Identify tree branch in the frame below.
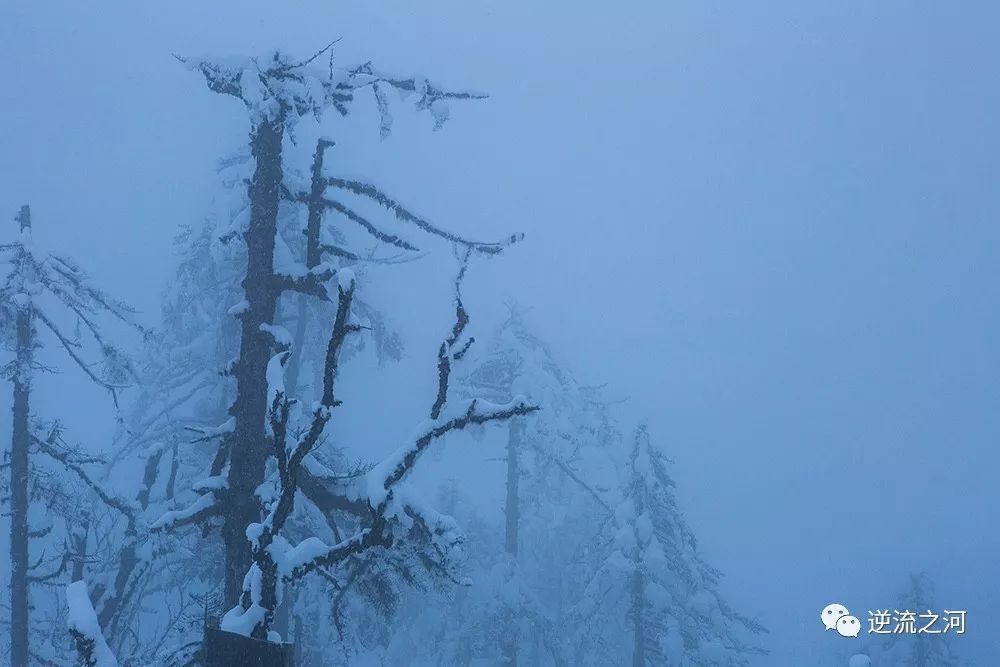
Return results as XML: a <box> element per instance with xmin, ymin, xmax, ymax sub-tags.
<box><xmin>327</xmin><ymin>178</ymin><xmax>522</xmax><ymax>254</ymax></box>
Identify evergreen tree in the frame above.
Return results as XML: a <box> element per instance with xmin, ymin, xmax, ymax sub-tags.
<box><xmin>873</xmin><ymin>572</ymin><xmax>964</xmax><ymax>667</ymax></box>
<box><xmin>434</xmin><ymin>309</ymin><xmax>618</xmax><ymax>665</ymax></box>
<box><xmin>573</xmin><ymin>425</ymin><xmax>767</xmax><ymax>666</ymax></box>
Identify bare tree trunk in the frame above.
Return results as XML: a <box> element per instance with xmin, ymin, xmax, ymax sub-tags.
<box><xmin>222</xmin><ymin>117</ymin><xmax>286</xmax><ymax>606</ymax></box>
<box><xmin>631</xmin><ymin>570</ymin><xmax>645</xmax><ymax>667</ymax></box>
<box><xmin>9</xmin><ymin>205</ymin><xmax>33</xmax><ymax>667</ymax></box>
<box><xmin>284</xmin><ymin>139</ymin><xmax>330</xmax><ymax>397</ymax></box>
<box><xmin>501</xmin><ymin>419</ymin><xmax>522</xmax><ymax>666</ymax></box>
<box><xmin>274</xmin><ymin>140</ymin><xmax>333</xmax><ymax>641</ymax></box>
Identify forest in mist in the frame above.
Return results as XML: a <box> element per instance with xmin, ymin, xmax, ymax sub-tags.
<box><xmin>2</xmin><ymin>2</ymin><xmax>999</xmax><ymax>666</ymax></box>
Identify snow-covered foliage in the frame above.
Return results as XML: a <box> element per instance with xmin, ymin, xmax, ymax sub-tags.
<box><xmin>348</xmin><ymin>314</ymin><xmax>622</xmax><ymax>665</ymax></box>
<box><xmin>0</xmin><ymin>38</ymin><xmax>785</xmax><ymax>667</ymax></box>
<box><xmin>1</xmin><ymin>206</ymin><xmax>148</xmax><ymax>666</ymax></box>
<box><xmin>572</xmin><ymin>425</ymin><xmax>767</xmax><ymax>666</ymax></box>
<box><xmin>180</xmin><ymin>46</ymin><xmax>487</xmax><ymax>132</ymax></box>
<box><xmin>0</xmin><ymin>206</ymin><xmax>143</xmax><ymax>398</ymax></box>
<box><xmin>66</xmin><ymin>580</ymin><xmax>119</xmax><ymax>667</ymax></box>
<box><xmin>215</xmin><ymin>254</ymin><xmax>536</xmax><ymax>643</ymax></box>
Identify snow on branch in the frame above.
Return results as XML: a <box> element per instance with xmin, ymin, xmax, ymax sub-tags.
<box><xmin>289</xmin><ymin>138</ymin><xmax>526</xmax><ymax>261</ymax></box>
<box><xmin>317</xmin><ymin>196</ymin><xmax>421</xmax><ymax>252</ymax></box>
<box><xmin>2</xmin><ymin>206</ymin><xmax>143</xmax><ymax>413</ymax></box>
<box><xmin>273</xmin><ymin>257</ymin><xmax>538</xmax><ymax>583</ymax></box>
<box><xmin>326</xmin><ymin>178</ymin><xmax>523</xmax><ymax>255</ymax></box>
<box><xmin>184</xmin><ymin>417</ymin><xmax>235</xmax><ymax>445</ymax></box>
<box><xmin>432</xmin><ymin>249</ymin><xmax>473</xmax><ymax>419</ymax></box>
<box><xmin>178</xmin><ymin>44</ymin><xmax>487</xmax><ymax>132</ymax></box>
<box><xmin>221</xmin><ymin>275</ymin><xmax>358</xmax><ymax>639</ymax></box>
<box><xmin>222</xmin><ymin>254</ymin><xmax>538</xmax><ymax>640</ymax></box>
<box><xmin>149</xmin><ymin>491</ymin><xmax>222</xmax><ymax>532</ymax></box>
<box><xmin>33</xmin><ymin>308</ymin><xmax>129</xmax><ymax>407</ymax></box>
<box><xmin>66</xmin><ymin>580</ymin><xmax>119</xmax><ymax>667</ymax></box>
<box><xmin>340</xmin><ymin>61</ymin><xmax>487</xmax><ymax>132</ymax></box>
<box><xmin>275</xmin><ymin>394</ymin><xmax>536</xmax><ymax>588</ymax></box>
<box><xmin>273</xmin><ymin>267</ymin><xmax>337</xmax><ymax>299</ymax></box>
<box><xmin>177</xmin><ymin>50</ymin><xmax>352</xmax><ymax>122</ymax></box>
<box><xmin>33</xmin><ymin>430</ymin><xmax>138</xmax><ymax>523</ymax></box>
<box><xmin>44</xmin><ymin>254</ymin><xmax>145</xmax><ymax>332</ymax></box>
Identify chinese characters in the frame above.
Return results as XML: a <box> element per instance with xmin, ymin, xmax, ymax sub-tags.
<box><xmin>868</xmin><ymin>609</ymin><xmax>966</xmax><ymax>635</ymax></box>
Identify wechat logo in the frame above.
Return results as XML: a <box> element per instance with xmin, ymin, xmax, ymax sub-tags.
<box><xmin>822</xmin><ymin>603</ymin><xmax>861</xmax><ymax>638</ymax></box>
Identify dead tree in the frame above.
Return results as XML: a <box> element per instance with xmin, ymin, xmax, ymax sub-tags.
<box><xmin>157</xmin><ymin>46</ymin><xmax>522</xmax><ymax>609</ymax></box>
<box><xmin>214</xmin><ymin>254</ymin><xmax>536</xmax><ymax>646</ymax></box>
<box><xmin>1</xmin><ymin>206</ymin><xmax>142</xmax><ymax>666</ymax></box>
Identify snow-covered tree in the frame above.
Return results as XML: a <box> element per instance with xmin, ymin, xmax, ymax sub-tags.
<box><xmin>384</xmin><ymin>309</ymin><xmax>621</xmax><ymax>666</ymax></box>
<box><xmin>99</xmin><ymin>46</ymin><xmax>538</xmax><ymax>665</ymax></box>
<box><xmin>872</xmin><ymin>572</ymin><xmax>964</xmax><ymax>667</ymax></box>
<box><xmin>141</xmin><ymin>46</ymin><xmax>522</xmax><ymax>615</ymax></box>
<box><xmin>478</xmin><ymin>311</ymin><xmax>618</xmax><ymax>664</ymax></box>
<box><xmin>573</xmin><ymin>425</ymin><xmax>767</xmax><ymax>666</ymax></box>
<box><xmin>208</xmin><ymin>250</ymin><xmax>536</xmax><ymax>648</ymax></box>
<box><xmin>1</xmin><ymin>205</ymin><xmax>142</xmax><ymax>666</ymax></box>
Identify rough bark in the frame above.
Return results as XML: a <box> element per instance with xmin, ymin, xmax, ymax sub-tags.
<box><xmin>9</xmin><ymin>205</ymin><xmax>33</xmax><ymax>667</ymax></box>
<box><xmin>222</xmin><ymin>117</ymin><xmax>286</xmax><ymax>606</ymax></box>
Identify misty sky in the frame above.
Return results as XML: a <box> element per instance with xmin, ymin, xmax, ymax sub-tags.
<box><xmin>3</xmin><ymin>1</ymin><xmax>999</xmax><ymax>664</ymax></box>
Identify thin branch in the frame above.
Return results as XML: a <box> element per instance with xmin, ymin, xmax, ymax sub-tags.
<box><xmin>431</xmin><ymin>249</ymin><xmax>472</xmax><ymax>420</ymax></box>
<box><xmin>34</xmin><ymin>435</ymin><xmax>136</xmax><ymax>522</ymax></box>
<box><xmin>528</xmin><ymin>442</ymin><xmax>611</xmax><ymax>513</ymax></box>
<box><xmin>319</xmin><ymin>197</ymin><xmax>420</xmax><ymax>252</ymax></box>
<box><xmin>327</xmin><ymin>178</ymin><xmax>522</xmax><ymax>254</ymax></box>
<box><xmin>319</xmin><ymin>243</ymin><xmax>426</xmax><ymax>265</ymax></box>
<box><xmin>275</xmin><ymin>38</ymin><xmax>343</xmax><ymax>71</ymax></box>
<box><xmin>34</xmin><ymin>308</ymin><xmax>127</xmax><ymax>407</ymax></box>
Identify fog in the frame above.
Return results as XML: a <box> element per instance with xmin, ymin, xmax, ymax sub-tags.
<box><xmin>2</xmin><ymin>2</ymin><xmax>998</xmax><ymax>665</ymax></box>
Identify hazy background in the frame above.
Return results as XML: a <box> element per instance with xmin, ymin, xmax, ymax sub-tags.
<box><xmin>3</xmin><ymin>1</ymin><xmax>999</xmax><ymax>664</ymax></box>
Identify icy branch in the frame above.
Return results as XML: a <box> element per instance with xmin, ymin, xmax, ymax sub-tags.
<box><xmin>327</xmin><ymin>178</ymin><xmax>523</xmax><ymax>254</ymax></box>
<box><xmin>317</xmin><ymin>196</ymin><xmax>421</xmax><ymax>252</ymax></box>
